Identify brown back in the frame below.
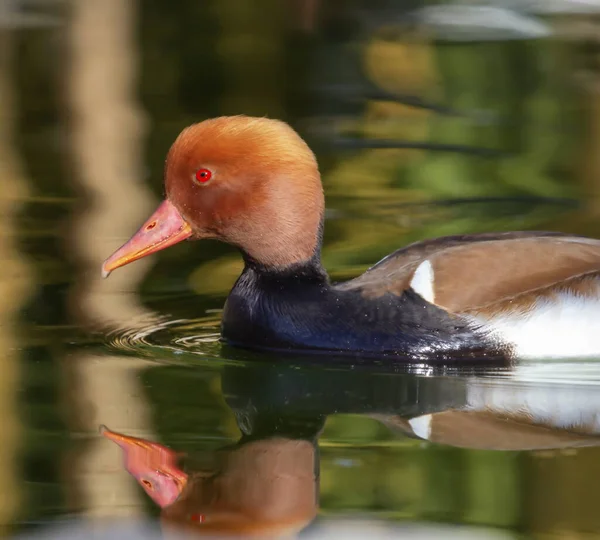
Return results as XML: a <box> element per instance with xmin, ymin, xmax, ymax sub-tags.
<box><xmin>338</xmin><ymin>232</ymin><xmax>600</xmax><ymax>313</ymax></box>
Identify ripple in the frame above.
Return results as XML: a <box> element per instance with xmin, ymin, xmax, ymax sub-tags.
<box><xmin>172</xmin><ymin>332</ymin><xmax>222</xmax><ymax>348</ymax></box>
<box><xmin>107</xmin><ymin>311</ymin><xmax>222</xmax><ymax>359</ymax></box>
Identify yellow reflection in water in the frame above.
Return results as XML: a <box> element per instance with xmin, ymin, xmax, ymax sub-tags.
<box><xmin>0</xmin><ymin>29</ymin><xmax>33</xmax><ymax>533</ymax></box>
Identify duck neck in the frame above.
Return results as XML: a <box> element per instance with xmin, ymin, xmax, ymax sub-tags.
<box><xmin>240</xmin><ymin>214</ymin><xmax>328</xmax><ymax>285</ymax></box>
<box><xmin>243</xmin><ymin>248</ymin><xmax>328</xmax><ymax>286</ymax></box>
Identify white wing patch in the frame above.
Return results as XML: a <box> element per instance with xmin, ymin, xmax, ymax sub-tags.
<box><xmin>469</xmin><ymin>286</ymin><xmax>600</xmax><ymax>360</ymax></box>
<box><xmin>408</xmin><ymin>415</ymin><xmax>432</xmax><ymax>440</ymax></box>
<box><xmin>410</xmin><ymin>259</ymin><xmax>435</xmax><ymax>304</ymax></box>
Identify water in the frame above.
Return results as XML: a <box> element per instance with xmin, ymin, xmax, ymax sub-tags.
<box><xmin>5</xmin><ymin>0</ymin><xmax>600</xmax><ymax>538</ymax></box>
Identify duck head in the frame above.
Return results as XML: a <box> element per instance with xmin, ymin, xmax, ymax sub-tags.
<box><xmin>100</xmin><ymin>425</ymin><xmax>188</xmax><ymax>507</ymax></box>
<box><xmin>103</xmin><ymin>423</ymin><xmax>318</xmax><ymax>538</ymax></box>
<box><xmin>102</xmin><ymin>116</ymin><xmax>325</xmax><ymax>275</ymax></box>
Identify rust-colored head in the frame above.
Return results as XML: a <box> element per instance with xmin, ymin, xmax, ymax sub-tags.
<box><xmin>101</xmin><ymin>425</ymin><xmax>188</xmax><ymax>508</ymax></box>
<box><xmin>103</xmin><ymin>424</ymin><xmax>318</xmax><ymax>538</ymax></box>
<box><xmin>161</xmin><ymin>437</ymin><xmax>318</xmax><ymax>538</ymax></box>
<box><xmin>102</xmin><ymin>116</ymin><xmax>324</xmax><ymax>276</ymax></box>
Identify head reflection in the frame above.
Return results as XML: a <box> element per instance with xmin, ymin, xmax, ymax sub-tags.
<box><xmin>100</xmin><ymin>426</ymin><xmax>187</xmax><ymax>508</ymax></box>
<box><xmin>102</xmin><ymin>412</ymin><xmax>321</xmax><ymax>537</ymax></box>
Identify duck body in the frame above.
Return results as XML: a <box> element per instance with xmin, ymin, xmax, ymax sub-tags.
<box><xmin>222</xmin><ymin>230</ymin><xmax>600</xmax><ymax>361</ymax></box>
<box><xmin>101</xmin><ymin>116</ymin><xmax>600</xmax><ymax>362</ymax></box>
<box><xmin>222</xmin><ymin>257</ymin><xmax>502</xmax><ymax>361</ymax></box>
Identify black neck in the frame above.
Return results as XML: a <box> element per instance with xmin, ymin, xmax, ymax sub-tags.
<box><xmin>242</xmin><ymin>250</ymin><xmax>329</xmax><ymax>287</ymax></box>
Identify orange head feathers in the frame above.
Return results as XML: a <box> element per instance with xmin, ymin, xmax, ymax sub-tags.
<box><xmin>102</xmin><ymin>116</ymin><xmax>325</xmax><ymax>276</ymax></box>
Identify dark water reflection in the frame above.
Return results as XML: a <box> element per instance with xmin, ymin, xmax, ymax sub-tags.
<box><xmin>6</xmin><ymin>0</ymin><xmax>600</xmax><ymax>538</ymax></box>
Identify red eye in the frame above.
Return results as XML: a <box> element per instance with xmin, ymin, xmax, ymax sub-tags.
<box><xmin>195</xmin><ymin>168</ymin><xmax>212</xmax><ymax>183</ymax></box>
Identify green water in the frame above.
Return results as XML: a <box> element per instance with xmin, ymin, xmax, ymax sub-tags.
<box><xmin>6</xmin><ymin>1</ymin><xmax>600</xmax><ymax>538</ymax></box>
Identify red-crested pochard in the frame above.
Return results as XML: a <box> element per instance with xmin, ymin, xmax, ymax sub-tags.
<box><xmin>102</xmin><ymin>116</ymin><xmax>600</xmax><ymax>362</ymax></box>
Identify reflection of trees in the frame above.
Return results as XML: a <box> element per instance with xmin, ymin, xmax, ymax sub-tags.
<box><xmin>67</xmin><ymin>0</ymin><xmax>155</xmax><ymax>327</ymax></box>
<box><xmin>65</xmin><ymin>0</ymin><xmax>157</xmax><ymax>519</ymax></box>
<box><xmin>525</xmin><ymin>447</ymin><xmax>600</xmax><ymax>534</ymax></box>
<box><xmin>578</xmin><ymin>74</ymin><xmax>600</xmax><ymax>217</ymax></box>
<box><xmin>0</xmin><ymin>29</ymin><xmax>33</xmax><ymax>534</ymax></box>
<box><xmin>215</xmin><ymin>0</ymin><xmax>285</xmax><ymax>117</ymax></box>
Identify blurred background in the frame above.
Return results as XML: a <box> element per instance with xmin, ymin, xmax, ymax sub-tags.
<box><xmin>4</xmin><ymin>0</ymin><xmax>600</xmax><ymax>538</ymax></box>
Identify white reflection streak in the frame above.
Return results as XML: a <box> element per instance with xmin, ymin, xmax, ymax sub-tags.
<box><xmin>66</xmin><ymin>0</ymin><xmax>158</xmax><ymax>520</ymax></box>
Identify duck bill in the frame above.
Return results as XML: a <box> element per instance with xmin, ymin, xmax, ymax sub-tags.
<box><xmin>102</xmin><ymin>199</ymin><xmax>192</xmax><ymax>277</ymax></box>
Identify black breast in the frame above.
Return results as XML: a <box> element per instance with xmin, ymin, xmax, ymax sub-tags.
<box><xmin>221</xmin><ymin>264</ymin><xmax>509</xmax><ymax>363</ymax></box>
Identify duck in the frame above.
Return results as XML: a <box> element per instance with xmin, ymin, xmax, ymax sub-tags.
<box><xmin>102</xmin><ymin>115</ymin><xmax>600</xmax><ymax>362</ymax></box>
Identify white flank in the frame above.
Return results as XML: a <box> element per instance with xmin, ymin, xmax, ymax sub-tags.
<box><xmin>409</xmin><ymin>260</ymin><xmax>435</xmax><ymax>303</ymax></box>
<box><xmin>408</xmin><ymin>415</ymin><xmax>432</xmax><ymax>440</ymax></box>
<box><xmin>466</xmin><ymin>379</ymin><xmax>600</xmax><ymax>434</ymax></box>
<box><xmin>470</xmin><ymin>289</ymin><xmax>600</xmax><ymax>360</ymax></box>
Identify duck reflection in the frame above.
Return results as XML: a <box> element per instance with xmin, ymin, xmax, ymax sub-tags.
<box><xmin>103</xmin><ymin>361</ymin><xmax>600</xmax><ymax>537</ymax></box>
<box><xmin>390</xmin><ymin>376</ymin><xmax>600</xmax><ymax>451</ymax></box>
<box><xmin>222</xmin><ymin>362</ymin><xmax>600</xmax><ymax>451</ymax></box>
<box><xmin>102</xmin><ymin>407</ymin><xmax>322</xmax><ymax>537</ymax></box>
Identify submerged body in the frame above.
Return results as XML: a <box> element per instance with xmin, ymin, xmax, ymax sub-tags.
<box><xmin>102</xmin><ymin>116</ymin><xmax>600</xmax><ymax>362</ymax></box>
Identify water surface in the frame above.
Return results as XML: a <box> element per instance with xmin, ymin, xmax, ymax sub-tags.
<box><xmin>5</xmin><ymin>1</ymin><xmax>600</xmax><ymax>538</ymax></box>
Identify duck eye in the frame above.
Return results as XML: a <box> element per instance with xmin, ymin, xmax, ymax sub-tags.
<box><xmin>194</xmin><ymin>168</ymin><xmax>212</xmax><ymax>184</ymax></box>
